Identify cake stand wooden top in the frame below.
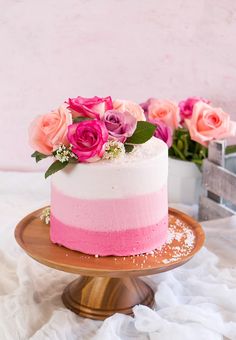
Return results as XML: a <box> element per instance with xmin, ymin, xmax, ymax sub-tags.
<box><xmin>15</xmin><ymin>208</ymin><xmax>205</xmax><ymax>277</ymax></box>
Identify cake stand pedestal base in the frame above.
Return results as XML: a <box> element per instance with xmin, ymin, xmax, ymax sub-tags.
<box><xmin>15</xmin><ymin>208</ymin><xmax>205</xmax><ymax>321</ymax></box>
<box><xmin>62</xmin><ymin>276</ymin><xmax>154</xmax><ymax>320</ymax></box>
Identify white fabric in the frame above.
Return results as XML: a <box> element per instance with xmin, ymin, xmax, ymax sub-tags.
<box><xmin>0</xmin><ymin>171</ymin><xmax>236</xmax><ymax>340</ymax></box>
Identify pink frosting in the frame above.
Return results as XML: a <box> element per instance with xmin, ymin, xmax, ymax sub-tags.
<box><xmin>51</xmin><ymin>185</ymin><xmax>168</xmax><ymax>231</ymax></box>
<box><xmin>50</xmin><ymin>214</ymin><xmax>168</xmax><ymax>256</ymax></box>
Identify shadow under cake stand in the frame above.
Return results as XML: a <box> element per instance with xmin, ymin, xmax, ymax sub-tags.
<box><xmin>15</xmin><ymin>208</ymin><xmax>205</xmax><ymax>320</ymax></box>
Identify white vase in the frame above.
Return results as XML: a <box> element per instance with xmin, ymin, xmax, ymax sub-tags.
<box><xmin>168</xmin><ymin>157</ymin><xmax>202</xmax><ymax>205</ymax></box>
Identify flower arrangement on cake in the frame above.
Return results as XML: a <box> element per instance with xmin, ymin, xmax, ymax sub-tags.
<box><xmin>29</xmin><ymin>96</ymin><xmax>156</xmax><ymax>178</ymax></box>
<box><xmin>141</xmin><ymin>97</ymin><xmax>236</xmax><ymax>166</ymax></box>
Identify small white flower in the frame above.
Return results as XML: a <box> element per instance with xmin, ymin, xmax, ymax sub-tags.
<box><xmin>54</xmin><ymin>144</ymin><xmax>77</xmax><ymax>163</ymax></box>
<box><xmin>40</xmin><ymin>207</ymin><xmax>51</xmax><ymax>225</ymax></box>
<box><xmin>103</xmin><ymin>140</ymin><xmax>125</xmax><ymax>160</ymax></box>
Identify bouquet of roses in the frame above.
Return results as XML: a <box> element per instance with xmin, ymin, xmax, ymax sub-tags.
<box><xmin>29</xmin><ymin>95</ymin><xmax>236</xmax><ymax>178</ymax></box>
<box><xmin>141</xmin><ymin>97</ymin><xmax>236</xmax><ymax>166</ymax></box>
<box><xmin>29</xmin><ymin>96</ymin><xmax>156</xmax><ymax>178</ymax></box>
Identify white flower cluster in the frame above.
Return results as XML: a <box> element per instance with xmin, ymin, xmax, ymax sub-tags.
<box><xmin>103</xmin><ymin>140</ymin><xmax>125</xmax><ymax>160</ymax></box>
<box><xmin>55</xmin><ymin>144</ymin><xmax>76</xmax><ymax>163</ymax></box>
<box><xmin>40</xmin><ymin>207</ymin><xmax>51</xmax><ymax>225</ymax></box>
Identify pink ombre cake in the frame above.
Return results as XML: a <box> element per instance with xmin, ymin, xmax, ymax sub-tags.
<box><xmin>50</xmin><ymin>137</ymin><xmax>168</xmax><ymax>256</ymax></box>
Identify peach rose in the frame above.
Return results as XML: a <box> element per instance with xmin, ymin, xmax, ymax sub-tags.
<box><xmin>185</xmin><ymin>102</ymin><xmax>236</xmax><ymax>146</ymax></box>
<box><xmin>29</xmin><ymin>104</ymin><xmax>72</xmax><ymax>155</ymax></box>
<box><xmin>147</xmin><ymin>99</ymin><xmax>180</xmax><ymax>129</ymax></box>
<box><xmin>113</xmin><ymin>99</ymin><xmax>146</xmax><ymax>121</ymax></box>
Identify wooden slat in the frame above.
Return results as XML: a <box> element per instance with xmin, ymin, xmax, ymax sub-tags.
<box><xmin>207</xmin><ymin>140</ymin><xmax>226</xmax><ymax>203</ymax></box>
<box><xmin>208</xmin><ymin>140</ymin><xmax>225</xmax><ymax>166</ymax></box>
<box><xmin>199</xmin><ymin>140</ymin><xmax>236</xmax><ymax>220</ymax></box>
<box><xmin>199</xmin><ymin>195</ymin><xmax>235</xmax><ymax>221</ymax></box>
<box><xmin>202</xmin><ymin>159</ymin><xmax>236</xmax><ymax>205</ymax></box>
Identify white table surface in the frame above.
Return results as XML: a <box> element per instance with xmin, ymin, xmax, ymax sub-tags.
<box><xmin>0</xmin><ymin>171</ymin><xmax>235</xmax><ymax>340</ymax></box>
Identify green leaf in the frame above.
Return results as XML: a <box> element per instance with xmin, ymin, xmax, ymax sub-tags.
<box><xmin>45</xmin><ymin>160</ymin><xmax>69</xmax><ymax>179</ymax></box>
<box><xmin>168</xmin><ymin>127</ymin><xmax>208</xmax><ymax>168</ymax></box>
<box><xmin>31</xmin><ymin>151</ymin><xmax>49</xmax><ymax>163</ymax></box>
<box><xmin>126</xmin><ymin>121</ymin><xmax>156</xmax><ymax>144</ymax></box>
<box><xmin>68</xmin><ymin>157</ymin><xmax>78</xmax><ymax>164</ymax></box>
<box><xmin>73</xmin><ymin>116</ymin><xmax>92</xmax><ymax>123</ymax></box>
<box><xmin>124</xmin><ymin>144</ymin><xmax>134</xmax><ymax>153</ymax></box>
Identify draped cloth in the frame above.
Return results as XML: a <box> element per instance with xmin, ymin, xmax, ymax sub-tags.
<box><xmin>0</xmin><ymin>171</ymin><xmax>235</xmax><ymax>340</ymax></box>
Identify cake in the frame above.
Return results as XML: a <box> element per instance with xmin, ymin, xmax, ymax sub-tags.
<box><xmin>50</xmin><ymin>138</ymin><xmax>168</xmax><ymax>256</ymax></box>
<box><xmin>29</xmin><ymin>95</ymin><xmax>170</xmax><ymax>256</ymax></box>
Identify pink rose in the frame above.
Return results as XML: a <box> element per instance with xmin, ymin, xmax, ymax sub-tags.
<box><xmin>67</xmin><ymin>120</ymin><xmax>108</xmax><ymax>162</ymax></box>
<box><xmin>147</xmin><ymin>99</ymin><xmax>180</xmax><ymax>130</ymax></box>
<box><xmin>185</xmin><ymin>102</ymin><xmax>236</xmax><ymax>147</ymax></box>
<box><xmin>179</xmin><ymin>97</ymin><xmax>210</xmax><ymax>122</ymax></box>
<box><xmin>113</xmin><ymin>99</ymin><xmax>146</xmax><ymax>121</ymax></box>
<box><xmin>140</xmin><ymin>98</ymin><xmax>155</xmax><ymax>118</ymax></box>
<box><xmin>67</xmin><ymin>96</ymin><xmax>113</xmax><ymax>119</ymax></box>
<box><xmin>149</xmin><ymin>119</ymin><xmax>173</xmax><ymax>148</ymax></box>
<box><xmin>29</xmin><ymin>104</ymin><xmax>72</xmax><ymax>155</ymax></box>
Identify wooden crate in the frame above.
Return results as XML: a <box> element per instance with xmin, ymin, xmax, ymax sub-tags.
<box><xmin>199</xmin><ymin>140</ymin><xmax>236</xmax><ymax>221</ymax></box>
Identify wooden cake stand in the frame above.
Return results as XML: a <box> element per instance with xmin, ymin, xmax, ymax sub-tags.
<box><xmin>15</xmin><ymin>208</ymin><xmax>205</xmax><ymax>320</ymax></box>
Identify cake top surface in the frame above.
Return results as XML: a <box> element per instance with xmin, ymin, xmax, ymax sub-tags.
<box><xmin>86</xmin><ymin>137</ymin><xmax>167</xmax><ymax>167</ymax></box>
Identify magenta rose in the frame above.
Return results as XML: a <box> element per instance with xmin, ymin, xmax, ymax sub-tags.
<box><xmin>179</xmin><ymin>97</ymin><xmax>210</xmax><ymax>123</ymax></box>
<box><xmin>149</xmin><ymin>119</ymin><xmax>173</xmax><ymax>148</ymax></box>
<box><xmin>67</xmin><ymin>120</ymin><xmax>108</xmax><ymax>162</ymax></box>
<box><xmin>103</xmin><ymin>110</ymin><xmax>137</xmax><ymax>142</ymax></box>
<box><xmin>67</xmin><ymin>96</ymin><xmax>113</xmax><ymax>119</ymax></box>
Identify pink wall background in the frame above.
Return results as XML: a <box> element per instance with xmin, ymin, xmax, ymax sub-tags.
<box><xmin>0</xmin><ymin>0</ymin><xmax>236</xmax><ymax>170</ymax></box>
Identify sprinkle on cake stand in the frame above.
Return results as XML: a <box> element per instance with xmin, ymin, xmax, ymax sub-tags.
<box><xmin>15</xmin><ymin>208</ymin><xmax>205</xmax><ymax>321</ymax></box>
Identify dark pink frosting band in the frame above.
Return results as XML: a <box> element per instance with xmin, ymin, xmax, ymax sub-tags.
<box><xmin>50</xmin><ymin>214</ymin><xmax>168</xmax><ymax>256</ymax></box>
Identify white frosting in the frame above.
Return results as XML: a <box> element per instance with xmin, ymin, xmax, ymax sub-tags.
<box><xmin>51</xmin><ymin>138</ymin><xmax>168</xmax><ymax>199</ymax></box>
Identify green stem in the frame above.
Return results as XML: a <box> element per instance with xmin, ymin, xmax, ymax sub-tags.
<box><xmin>194</xmin><ymin>142</ymin><xmax>200</xmax><ymax>155</ymax></box>
<box><xmin>172</xmin><ymin>144</ymin><xmax>186</xmax><ymax>161</ymax></box>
